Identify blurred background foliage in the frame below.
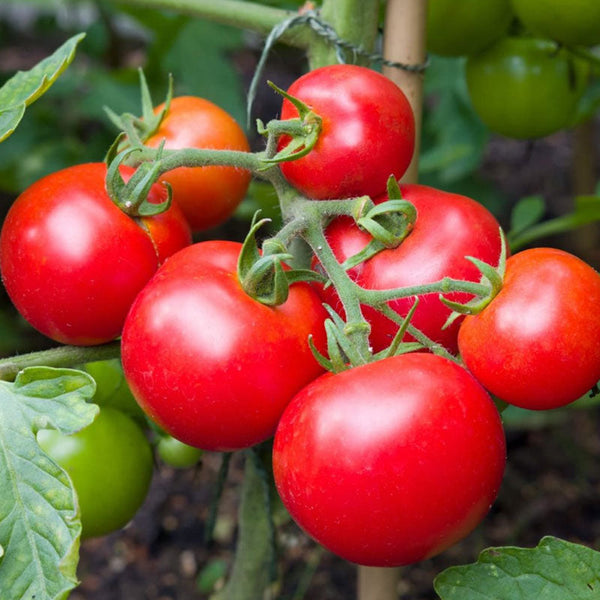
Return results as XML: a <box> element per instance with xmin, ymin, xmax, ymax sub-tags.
<box><xmin>0</xmin><ymin>0</ymin><xmax>598</xmax><ymax>358</ymax></box>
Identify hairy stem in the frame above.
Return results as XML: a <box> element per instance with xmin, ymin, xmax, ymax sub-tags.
<box><xmin>0</xmin><ymin>342</ymin><xmax>121</xmax><ymax>381</ymax></box>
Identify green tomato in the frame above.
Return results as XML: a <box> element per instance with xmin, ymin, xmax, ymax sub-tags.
<box><xmin>37</xmin><ymin>407</ymin><xmax>154</xmax><ymax>539</ymax></box>
<box><xmin>426</xmin><ymin>0</ymin><xmax>514</xmax><ymax>57</ymax></box>
<box><xmin>157</xmin><ymin>435</ymin><xmax>203</xmax><ymax>469</ymax></box>
<box><xmin>510</xmin><ymin>0</ymin><xmax>600</xmax><ymax>47</ymax></box>
<box><xmin>466</xmin><ymin>37</ymin><xmax>589</xmax><ymax>139</ymax></box>
<box><xmin>83</xmin><ymin>359</ymin><xmax>145</xmax><ymax>420</ymax></box>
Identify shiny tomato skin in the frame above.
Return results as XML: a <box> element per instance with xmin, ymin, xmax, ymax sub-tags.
<box><xmin>146</xmin><ymin>96</ymin><xmax>252</xmax><ymax>232</ymax></box>
<box><xmin>37</xmin><ymin>407</ymin><xmax>154</xmax><ymax>539</ymax></box>
<box><xmin>273</xmin><ymin>353</ymin><xmax>506</xmax><ymax>567</ymax></box>
<box><xmin>458</xmin><ymin>247</ymin><xmax>600</xmax><ymax>410</ymax></box>
<box><xmin>316</xmin><ymin>184</ymin><xmax>505</xmax><ymax>354</ymax></box>
<box><xmin>466</xmin><ymin>37</ymin><xmax>589</xmax><ymax>139</ymax></box>
<box><xmin>121</xmin><ymin>240</ymin><xmax>328</xmax><ymax>452</ymax></box>
<box><xmin>0</xmin><ymin>163</ymin><xmax>191</xmax><ymax>346</ymax></box>
<box><xmin>278</xmin><ymin>64</ymin><xmax>415</xmax><ymax>200</ymax></box>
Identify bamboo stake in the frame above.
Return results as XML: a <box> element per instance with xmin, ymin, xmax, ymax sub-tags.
<box><xmin>356</xmin><ymin>3</ymin><xmax>428</xmax><ymax>599</ymax></box>
<box><xmin>382</xmin><ymin>0</ymin><xmax>428</xmax><ymax>184</ymax></box>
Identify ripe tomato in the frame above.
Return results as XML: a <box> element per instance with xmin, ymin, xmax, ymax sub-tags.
<box><xmin>314</xmin><ymin>184</ymin><xmax>505</xmax><ymax>354</ymax></box>
<box><xmin>466</xmin><ymin>37</ymin><xmax>589</xmax><ymax>139</ymax></box>
<box><xmin>426</xmin><ymin>0</ymin><xmax>514</xmax><ymax>57</ymax></box>
<box><xmin>458</xmin><ymin>247</ymin><xmax>600</xmax><ymax>410</ymax></box>
<box><xmin>37</xmin><ymin>407</ymin><xmax>154</xmax><ymax>539</ymax></box>
<box><xmin>146</xmin><ymin>96</ymin><xmax>252</xmax><ymax>232</ymax></box>
<box><xmin>0</xmin><ymin>162</ymin><xmax>191</xmax><ymax>345</ymax></box>
<box><xmin>273</xmin><ymin>353</ymin><xmax>506</xmax><ymax>567</ymax></box>
<box><xmin>278</xmin><ymin>64</ymin><xmax>414</xmax><ymax>200</ymax></box>
<box><xmin>511</xmin><ymin>0</ymin><xmax>600</xmax><ymax>48</ymax></box>
<box><xmin>121</xmin><ymin>240</ymin><xmax>328</xmax><ymax>452</ymax></box>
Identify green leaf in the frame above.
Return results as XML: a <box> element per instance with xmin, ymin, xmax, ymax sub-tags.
<box><xmin>508</xmin><ymin>195</ymin><xmax>600</xmax><ymax>251</ymax></box>
<box><xmin>0</xmin><ymin>33</ymin><xmax>85</xmax><ymax>143</ymax></box>
<box><xmin>0</xmin><ymin>367</ymin><xmax>97</xmax><ymax>600</ymax></box>
<box><xmin>421</xmin><ymin>56</ymin><xmax>489</xmax><ymax>183</ymax></box>
<box><xmin>509</xmin><ymin>195</ymin><xmax>546</xmax><ymax>238</ymax></box>
<box><xmin>435</xmin><ymin>536</ymin><xmax>600</xmax><ymax>600</ymax></box>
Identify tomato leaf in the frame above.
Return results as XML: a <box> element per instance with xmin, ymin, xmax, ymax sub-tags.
<box><xmin>508</xmin><ymin>195</ymin><xmax>600</xmax><ymax>251</ymax></box>
<box><xmin>0</xmin><ymin>367</ymin><xmax>97</xmax><ymax>600</ymax></box>
<box><xmin>434</xmin><ymin>536</ymin><xmax>600</xmax><ymax>599</ymax></box>
<box><xmin>509</xmin><ymin>195</ymin><xmax>546</xmax><ymax>238</ymax></box>
<box><xmin>0</xmin><ymin>33</ymin><xmax>85</xmax><ymax>143</ymax></box>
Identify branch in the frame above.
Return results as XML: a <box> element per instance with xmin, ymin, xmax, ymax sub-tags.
<box><xmin>114</xmin><ymin>0</ymin><xmax>312</xmax><ymax>48</ymax></box>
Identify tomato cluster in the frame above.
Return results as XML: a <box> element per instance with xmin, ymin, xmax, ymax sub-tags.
<box><xmin>2</xmin><ymin>62</ymin><xmax>599</xmax><ymax>569</ymax></box>
<box><xmin>426</xmin><ymin>0</ymin><xmax>596</xmax><ymax>139</ymax></box>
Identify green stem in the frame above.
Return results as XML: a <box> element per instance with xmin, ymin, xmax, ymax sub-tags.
<box><xmin>310</xmin><ymin>0</ymin><xmax>381</xmax><ymax>68</ymax></box>
<box><xmin>361</xmin><ymin>278</ymin><xmax>491</xmax><ymax>305</ymax></box>
<box><xmin>131</xmin><ymin>146</ymin><xmax>267</xmax><ymax>173</ymax></box>
<box><xmin>114</xmin><ymin>0</ymin><xmax>309</xmax><ymax>47</ymax></box>
<box><xmin>302</xmin><ymin>223</ymin><xmax>373</xmax><ymax>363</ymax></box>
<box><xmin>0</xmin><ymin>341</ymin><xmax>121</xmax><ymax>381</ymax></box>
<box><xmin>211</xmin><ymin>449</ymin><xmax>277</xmax><ymax>600</ymax></box>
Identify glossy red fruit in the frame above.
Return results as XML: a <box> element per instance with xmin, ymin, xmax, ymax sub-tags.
<box><xmin>278</xmin><ymin>64</ymin><xmax>415</xmax><ymax>200</ymax></box>
<box><xmin>273</xmin><ymin>353</ymin><xmax>506</xmax><ymax>566</ymax></box>
<box><xmin>459</xmin><ymin>247</ymin><xmax>600</xmax><ymax>409</ymax></box>
<box><xmin>146</xmin><ymin>96</ymin><xmax>252</xmax><ymax>231</ymax></box>
<box><xmin>121</xmin><ymin>240</ymin><xmax>328</xmax><ymax>451</ymax></box>
<box><xmin>314</xmin><ymin>184</ymin><xmax>505</xmax><ymax>354</ymax></box>
<box><xmin>0</xmin><ymin>163</ymin><xmax>191</xmax><ymax>345</ymax></box>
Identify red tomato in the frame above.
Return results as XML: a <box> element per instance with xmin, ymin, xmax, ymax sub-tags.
<box><xmin>315</xmin><ymin>184</ymin><xmax>505</xmax><ymax>354</ymax></box>
<box><xmin>278</xmin><ymin>64</ymin><xmax>415</xmax><ymax>200</ymax></box>
<box><xmin>146</xmin><ymin>96</ymin><xmax>252</xmax><ymax>232</ymax></box>
<box><xmin>121</xmin><ymin>240</ymin><xmax>328</xmax><ymax>452</ymax></box>
<box><xmin>458</xmin><ymin>247</ymin><xmax>600</xmax><ymax>410</ymax></box>
<box><xmin>0</xmin><ymin>163</ymin><xmax>191</xmax><ymax>345</ymax></box>
<box><xmin>273</xmin><ymin>353</ymin><xmax>506</xmax><ymax>567</ymax></box>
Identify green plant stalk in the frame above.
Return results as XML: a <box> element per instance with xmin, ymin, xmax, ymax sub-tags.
<box><xmin>211</xmin><ymin>449</ymin><xmax>277</xmax><ymax>600</ymax></box>
<box><xmin>114</xmin><ymin>0</ymin><xmax>309</xmax><ymax>46</ymax></box>
<box><xmin>310</xmin><ymin>0</ymin><xmax>381</xmax><ymax>68</ymax></box>
<box><xmin>508</xmin><ymin>207</ymin><xmax>600</xmax><ymax>251</ymax></box>
<box><xmin>303</xmin><ymin>222</ymin><xmax>373</xmax><ymax>363</ymax></box>
<box><xmin>0</xmin><ymin>341</ymin><xmax>121</xmax><ymax>381</ymax></box>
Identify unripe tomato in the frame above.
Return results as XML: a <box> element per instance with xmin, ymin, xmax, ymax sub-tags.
<box><xmin>82</xmin><ymin>359</ymin><xmax>144</xmax><ymax>420</ymax></box>
<box><xmin>466</xmin><ymin>37</ymin><xmax>589</xmax><ymax>139</ymax></box>
<box><xmin>157</xmin><ymin>435</ymin><xmax>203</xmax><ymax>469</ymax></box>
<box><xmin>426</xmin><ymin>0</ymin><xmax>514</xmax><ymax>57</ymax></box>
<box><xmin>273</xmin><ymin>353</ymin><xmax>506</xmax><ymax>567</ymax></box>
<box><xmin>37</xmin><ymin>407</ymin><xmax>154</xmax><ymax>539</ymax></box>
<box><xmin>146</xmin><ymin>96</ymin><xmax>252</xmax><ymax>232</ymax></box>
<box><xmin>510</xmin><ymin>0</ymin><xmax>600</xmax><ymax>47</ymax></box>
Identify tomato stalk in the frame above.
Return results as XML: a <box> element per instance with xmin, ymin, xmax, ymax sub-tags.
<box><xmin>0</xmin><ymin>341</ymin><xmax>121</xmax><ymax>382</ymax></box>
